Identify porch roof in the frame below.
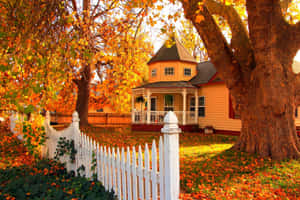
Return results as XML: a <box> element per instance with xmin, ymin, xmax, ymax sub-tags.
<box><xmin>133</xmin><ymin>81</ymin><xmax>197</xmax><ymax>89</ymax></box>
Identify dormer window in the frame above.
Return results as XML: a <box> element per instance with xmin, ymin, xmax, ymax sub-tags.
<box><xmin>151</xmin><ymin>69</ymin><xmax>157</xmax><ymax>77</ymax></box>
<box><xmin>165</xmin><ymin>67</ymin><xmax>174</xmax><ymax>75</ymax></box>
<box><xmin>184</xmin><ymin>68</ymin><xmax>191</xmax><ymax>76</ymax></box>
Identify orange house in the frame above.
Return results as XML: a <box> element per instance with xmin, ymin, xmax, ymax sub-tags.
<box><xmin>132</xmin><ymin>39</ymin><xmax>300</xmax><ymax>133</ymax></box>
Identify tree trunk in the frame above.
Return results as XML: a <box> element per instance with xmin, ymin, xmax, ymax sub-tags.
<box><xmin>180</xmin><ymin>0</ymin><xmax>300</xmax><ymax>159</ymax></box>
<box><xmin>233</xmin><ymin>60</ymin><xmax>300</xmax><ymax>159</ymax></box>
<box><xmin>75</xmin><ymin>65</ymin><xmax>91</xmax><ymax>127</ymax></box>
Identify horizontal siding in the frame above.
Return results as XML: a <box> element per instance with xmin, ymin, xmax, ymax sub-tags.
<box><xmin>148</xmin><ymin>61</ymin><xmax>197</xmax><ymax>83</ymax></box>
<box><xmin>198</xmin><ymin>84</ymin><xmax>241</xmax><ymax>131</ymax></box>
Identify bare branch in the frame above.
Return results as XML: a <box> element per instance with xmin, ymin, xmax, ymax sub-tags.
<box><xmin>91</xmin><ymin>0</ymin><xmax>101</xmax><ymax>17</ymax></box>
<box><xmin>70</xmin><ymin>0</ymin><xmax>80</xmax><ymax>20</ymax></box>
<box><xmin>133</xmin><ymin>8</ymin><xmax>146</xmax><ymax>40</ymax></box>
<box><xmin>92</xmin><ymin>0</ymin><xmax>118</xmax><ymax>20</ymax></box>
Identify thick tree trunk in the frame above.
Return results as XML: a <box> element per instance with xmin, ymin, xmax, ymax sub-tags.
<box><xmin>75</xmin><ymin>65</ymin><xmax>91</xmax><ymax>127</ymax></box>
<box><xmin>234</xmin><ymin>95</ymin><xmax>300</xmax><ymax>160</ymax></box>
<box><xmin>233</xmin><ymin>59</ymin><xmax>300</xmax><ymax>159</ymax></box>
<box><xmin>180</xmin><ymin>0</ymin><xmax>300</xmax><ymax>159</ymax></box>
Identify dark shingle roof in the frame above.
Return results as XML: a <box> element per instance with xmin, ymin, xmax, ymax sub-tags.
<box><xmin>189</xmin><ymin>61</ymin><xmax>217</xmax><ymax>85</ymax></box>
<box><xmin>148</xmin><ymin>38</ymin><xmax>197</xmax><ymax>65</ymax></box>
<box><xmin>134</xmin><ymin>81</ymin><xmax>197</xmax><ymax>89</ymax></box>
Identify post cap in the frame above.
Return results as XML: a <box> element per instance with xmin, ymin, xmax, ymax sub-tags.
<box><xmin>72</xmin><ymin>111</ymin><xmax>80</xmax><ymax>122</ymax></box>
<box><xmin>161</xmin><ymin>111</ymin><xmax>181</xmax><ymax>134</ymax></box>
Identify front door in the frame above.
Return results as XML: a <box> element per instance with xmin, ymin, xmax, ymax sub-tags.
<box><xmin>150</xmin><ymin>97</ymin><xmax>156</xmax><ymax>122</ymax></box>
<box><xmin>150</xmin><ymin>97</ymin><xmax>156</xmax><ymax>111</ymax></box>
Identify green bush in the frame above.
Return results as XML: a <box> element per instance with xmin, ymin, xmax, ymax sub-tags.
<box><xmin>0</xmin><ymin>159</ymin><xmax>116</xmax><ymax>200</ymax></box>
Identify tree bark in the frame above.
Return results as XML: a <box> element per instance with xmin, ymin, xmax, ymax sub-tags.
<box><xmin>234</xmin><ymin>61</ymin><xmax>300</xmax><ymax>159</ymax></box>
<box><xmin>74</xmin><ymin>64</ymin><xmax>91</xmax><ymax>127</ymax></box>
<box><xmin>181</xmin><ymin>0</ymin><xmax>300</xmax><ymax>159</ymax></box>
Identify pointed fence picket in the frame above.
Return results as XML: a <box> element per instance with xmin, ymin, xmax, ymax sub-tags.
<box><xmin>42</xmin><ymin>111</ymin><xmax>181</xmax><ymax>200</ymax></box>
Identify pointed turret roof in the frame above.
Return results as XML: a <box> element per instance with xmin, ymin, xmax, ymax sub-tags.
<box><xmin>148</xmin><ymin>38</ymin><xmax>197</xmax><ymax>64</ymax></box>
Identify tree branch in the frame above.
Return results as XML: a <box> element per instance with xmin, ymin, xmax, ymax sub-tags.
<box><xmin>246</xmin><ymin>0</ymin><xmax>290</xmax><ymax>56</ymax></box>
<box><xmin>181</xmin><ymin>0</ymin><xmax>243</xmax><ymax>92</ymax></box>
<box><xmin>92</xmin><ymin>0</ymin><xmax>118</xmax><ymax>20</ymax></box>
<box><xmin>70</xmin><ymin>0</ymin><xmax>80</xmax><ymax>20</ymax></box>
<box><xmin>205</xmin><ymin>0</ymin><xmax>254</xmax><ymax>79</ymax></box>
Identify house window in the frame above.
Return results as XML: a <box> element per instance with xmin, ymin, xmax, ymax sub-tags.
<box><xmin>164</xmin><ymin>95</ymin><xmax>174</xmax><ymax>111</ymax></box>
<box><xmin>189</xmin><ymin>96</ymin><xmax>205</xmax><ymax>117</ymax></box>
<box><xmin>97</xmin><ymin>108</ymin><xmax>104</xmax><ymax>112</ymax></box>
<box><xmin>184</xmin><ymin>68</ymin><xmax>191</xmax><ymax>76</ymax></box>
<box><xmin>198</xmin><ymin>96</ymin><xmax>205</xmax><ymax>117</ymax></box>
<box><xmin>165</xmin><ymin>67</ymin><xmax>174</xmax><ymax>75</ymax></box>
<box><xmin>151</xmin><ymin>69</ymin><xmax>157</xmax><ymax>77</ymax></box>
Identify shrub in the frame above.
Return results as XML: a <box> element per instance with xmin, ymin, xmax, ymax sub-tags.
<box><xmin>0</xmin><ymin>159</ymin><xmax>116</xmax><ymax>200</ymax></box>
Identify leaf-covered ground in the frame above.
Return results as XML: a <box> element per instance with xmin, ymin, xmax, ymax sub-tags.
<box><xmin>1</xmin><ymin>124</ymin><xmax>300</xmax><ymax>199</ymax></box>
<box><xmin>84</xmin><ymin>126</ymin><xmax>300</xmax><ymax>200</ymax></box>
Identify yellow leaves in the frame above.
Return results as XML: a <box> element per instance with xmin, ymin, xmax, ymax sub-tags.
<box><xmin>195</xmin><ymin>15</ymin><xmax>204</xmax><ymax>23</ymax></box>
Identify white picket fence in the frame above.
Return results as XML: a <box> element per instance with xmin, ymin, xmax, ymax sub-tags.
<box><xmin>41</xmin><ymin>111</ymin><xmax>181</xmax><ymax>200</ymax></box>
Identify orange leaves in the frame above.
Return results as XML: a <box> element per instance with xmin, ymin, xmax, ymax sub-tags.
<box><xmin>195</xmin><ymin>15</ymin><xmax>204</xmax><ymax>23</ymax></box>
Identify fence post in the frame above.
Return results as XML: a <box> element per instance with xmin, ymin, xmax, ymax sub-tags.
<box><xmin>72</xmin><ymin>111</ymin><xmax>80</xmax><ymax>130</ymax></box>
<box><xmin>72</xmin><ymin>111</ymin><xmax>80</xmax><ymax>173</ymax></box>
<box><xmin>161</xmin><ymin>111</ymin><xmax>181</xmax><ymax>200</ymax></box>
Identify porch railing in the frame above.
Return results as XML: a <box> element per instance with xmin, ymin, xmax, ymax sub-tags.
<box><xmin>132</xmin><ymin>111</ymin><xmax>196</xmax><ymax>125</ymax></box>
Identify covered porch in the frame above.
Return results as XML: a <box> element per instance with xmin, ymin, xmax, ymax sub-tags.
<box><xmin>132</xmin><ymin>83</ymin><xmax>199</xmax><ymax>126</ymax></box>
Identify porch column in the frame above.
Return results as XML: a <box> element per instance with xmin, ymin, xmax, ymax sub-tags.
<box><xmin>195</xmin><ymin>90</ymin><xmax>198</xmax><ymax>124</ymax></box>
<box><xmin>182</xmin><ymin>88</ymin><xmax>187</xmax><ymax>125</ymax></box>
<box><xmin>131</xmin><ymin>94</ymin><xmax>135</xmax><ymax>123</ymax></box>
<box><xmin>146</xmin><ymin>89</ymin><xmax>151</xmax><ymax>124</ymax></box>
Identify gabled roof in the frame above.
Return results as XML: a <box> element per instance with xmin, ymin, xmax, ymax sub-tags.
<box><xmin>189</xmin><ymin>61</ymin><xmax>217</xmax><ymax>85</ymax></box>
<box><xmin>147</xmin><ymin>38</ymin><xmax>197</xmax><ymax>65</ymax></box>
<box><xmin>134</xmin><ymin>81</ymin><xmax>197</xmax><ymax>89</ymax></box>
